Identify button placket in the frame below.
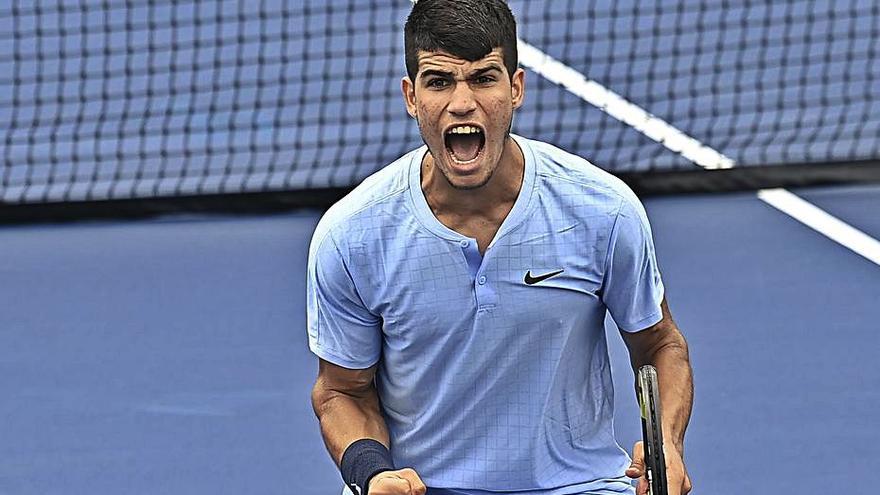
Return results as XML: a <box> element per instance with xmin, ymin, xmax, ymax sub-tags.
<box><xmin>455</xmin><ymin>237</ymin><xmax>497</xmax><ymax>311</ymax></box>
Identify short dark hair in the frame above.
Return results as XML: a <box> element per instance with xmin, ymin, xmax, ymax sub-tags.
<box><xmin>404</xmin><ymin>0</ymin><xmax>518</xmax><ymax>82</ymax></box>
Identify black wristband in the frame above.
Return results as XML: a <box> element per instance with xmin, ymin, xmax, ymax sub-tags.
<box><xmin>340</xmin><ymin>439</ymin><xmax>395</xmax><ymax>495</ymax></box>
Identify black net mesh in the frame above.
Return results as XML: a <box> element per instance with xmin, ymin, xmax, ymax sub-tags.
<box><xmin>1</xmin><ymin>0</ymin><xmax>878</xmax><ymax>205</ymax></box>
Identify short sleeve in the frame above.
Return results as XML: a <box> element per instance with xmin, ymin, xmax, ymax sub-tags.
<box><xmin>602</xmin><ymin>197</ymin><xmax>665</xmax><ymax>332</ymax></box>
<box><xmin>306</xmin><ymin>229</ymin><xmax>382</xmax><ymax>369</ymax></box>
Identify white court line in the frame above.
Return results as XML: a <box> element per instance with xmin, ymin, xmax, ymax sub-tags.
<box><xmin>758</xmin><ymin>189</ymin><xmax>880</xmax><ymax>265</ymax></box>
<box><xmin>517</xmin><ymin>38</ymin><xmax>880</xmax><ymax>267</ymax></box>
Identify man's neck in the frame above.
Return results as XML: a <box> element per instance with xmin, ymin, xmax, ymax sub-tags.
<box><xmin>421</xmin><ymin>137</ymin><xmax>525</xmax><ymax>220</ymax></box>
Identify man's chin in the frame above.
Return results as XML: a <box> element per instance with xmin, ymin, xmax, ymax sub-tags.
<box><xmin>441</xmin><ymin>169</ymin><xmax>493</xmax><ymax>190</ymax></box>
<box><xmin>448</xmin><ymin>179</ymin><xmax>490</xmax><ymax>191</ymax></box>
<box><xmin>430</xmin><ymin>151</ymin><xmax>494</xmax><ymax>190</ymax></box>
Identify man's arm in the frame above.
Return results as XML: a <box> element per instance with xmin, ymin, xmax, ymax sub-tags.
<box><xmin>311</xmin><ymin>359</ymin><xmax>389</xmax><ymax>462</ymax></box>
<box><xmin>311</xmin><ymin>359</ymin><xmax>426</xmax><ymax>495</ymax></box>
<box><xmin>620</xmin><ymin>298</ymin><xmax>692</xmax><ymax>452</ymax></box>
<box><xmin>620</xmin><ymin>297</ymin><xmax>693</xmax><ymax>494</ymax></box>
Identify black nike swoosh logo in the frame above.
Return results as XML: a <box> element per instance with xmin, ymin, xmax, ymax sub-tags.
<box><xmin>524</xmin><ymin>269</ymin><xmax>565</xmax><ymax>285</ymax></box>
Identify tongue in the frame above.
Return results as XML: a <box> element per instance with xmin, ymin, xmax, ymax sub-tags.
<box><xmin>448</xmin><ymin>133</ymin><xmax>482</xmax><ymax>162</ymax></box>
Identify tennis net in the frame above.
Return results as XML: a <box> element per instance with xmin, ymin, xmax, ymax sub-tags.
<box><xmin>2</xmin><ymin>0</ymin><xmax>879</xmax><ymax>219</ymax></box>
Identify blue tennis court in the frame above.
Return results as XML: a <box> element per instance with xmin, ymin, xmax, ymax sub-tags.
<box><xmin>2</xmin><ymin>184</ymin><xmax>877</xmax><ymax>494</ymax></box>
<box><xmin>2</xmin><ymin>1</ymin><xmax>879</xmax><ymax>493</ymax></box>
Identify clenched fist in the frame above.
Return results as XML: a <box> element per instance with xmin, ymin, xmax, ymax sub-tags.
<box><xmin>368</xmin><ymin>468</ymin><xmax>427</xmax><ymax>495</ymax></box>
<box><xmin>625</xmin><ymin>440</ymin><xmax>692</xmax><ymax>495</ymax></box>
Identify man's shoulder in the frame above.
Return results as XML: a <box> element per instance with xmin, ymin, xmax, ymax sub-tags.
<box><xmin>311</xmin><ymin>149</ymin><xmax>419</xmax><ymax>246</ymax></box>
<box><xmin>523</xmin><ymin>137</ymin><xmax>641</xmax><ymax>210</ymax></box>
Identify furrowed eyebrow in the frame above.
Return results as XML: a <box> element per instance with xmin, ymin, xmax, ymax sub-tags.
<box><xmin>418</xmin><ymin>65</ymin><xmax>503</xmax><ymax>80</ymax></box>
<box><xmin>469</xmin><ymin>66</ymin><xmax>503</xmax><ymax>78</ymax></box>
<box><xmin>419</xmin><ymin>69</ymin><xmax>454</xmax><ymax>80</ymax></box>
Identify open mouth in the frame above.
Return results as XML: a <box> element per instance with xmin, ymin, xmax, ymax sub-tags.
<box><xmin>444</xmin><ymin>125</ymin><xmax>485</xmax><ymax>164</ymax></box>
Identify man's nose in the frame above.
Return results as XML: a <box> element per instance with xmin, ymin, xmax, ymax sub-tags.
<box><xmin>447</xmin><ymin>83</ymin><xmax>477</xmax><ymax>116</ymax></box>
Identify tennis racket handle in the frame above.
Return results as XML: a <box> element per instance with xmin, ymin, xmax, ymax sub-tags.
<box><xmin>637</xmin><ymin>365</ymin><xmax>668</xmax><ymax>495</ymax></box>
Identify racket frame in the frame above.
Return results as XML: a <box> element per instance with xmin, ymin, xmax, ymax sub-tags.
<box><xmin>637</xmin><ymin>365</ymin><xmax>668</xmax><ymax>495</ymax></box>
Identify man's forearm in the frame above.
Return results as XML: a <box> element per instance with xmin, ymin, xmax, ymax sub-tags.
<box><xmin>650</xmin><ymin>336</ymin><xmax>693</xmax><ymax>454</ymax></box>
<box><xmin>624</xmin><ymin>299</ymin><xmax>695</xmax><ymax>455</ymax></box>
<box><xmin>312</xmin><ymin>380</ymin><xmax>390</xmax><ymax>465</ymax></box>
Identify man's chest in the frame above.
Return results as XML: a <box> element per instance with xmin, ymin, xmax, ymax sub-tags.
<box><xmin>352</xmin><ymin>225</ymin><xmax>609</xmax><ymax>346</ymax></box>
<box><xmin>432</xmin><ymin>211</ymin><xmax>507</xmax><ymax>256</ymax></box>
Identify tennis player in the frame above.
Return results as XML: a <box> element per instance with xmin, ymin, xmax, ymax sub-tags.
<box><xmin>307</xmin><ymin>1</ymin><xmax>694</xmax><ymax>494</ymax></box>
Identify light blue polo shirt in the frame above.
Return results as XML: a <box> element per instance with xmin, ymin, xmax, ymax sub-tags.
<box><xmin>307</xmin><ymin>135</ymin><xmax>664</xmax><ymax>495</ymax></box>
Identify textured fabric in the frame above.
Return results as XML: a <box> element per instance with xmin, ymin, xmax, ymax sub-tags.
<box><xmin>307</xmin><ymin>136</ymin><xmax>663</xmax><ymax>494</ymax></box>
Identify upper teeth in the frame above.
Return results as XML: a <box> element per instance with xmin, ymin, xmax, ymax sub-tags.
<box><xmin>448</xmin><ymin>126</ymin><xmax>482</xmax><ymax>135</ymax></box>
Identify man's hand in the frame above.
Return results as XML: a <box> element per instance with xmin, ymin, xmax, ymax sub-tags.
<box><xmin>367</xmin><ymin>468</ymin><xmax>427</xmax><ymax>495</ymax></box>
<box><xmin>625</xmin><ymin>441</ymin><xmax>692</xmax><ymax>495</ymax></box>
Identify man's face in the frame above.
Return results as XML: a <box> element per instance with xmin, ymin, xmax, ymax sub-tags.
<box><xmin>402</xmin><ymin>48</ymin><xmax>525</xmax><ymax>190</ymax></box>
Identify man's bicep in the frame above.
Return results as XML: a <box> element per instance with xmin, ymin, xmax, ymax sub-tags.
<box><xmin>619</xmin><ymin>298</ymin><xmax>684</xmax><ymax>365</ymax></box>
<box><xmin>315</xmin><ymin>358</ymin><xmax>378</xmax><ymax>397</ymax></box>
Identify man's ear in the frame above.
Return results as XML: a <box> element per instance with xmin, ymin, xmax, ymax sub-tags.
<box><xmin>511</xmin><ymin>68</ymin><xmax>525</xmax><ymax>110</ymax></box>
<box><xmin>402</xmin><ymin>77</ymin><xmax>417</xmax><ymax>118</ymax></box>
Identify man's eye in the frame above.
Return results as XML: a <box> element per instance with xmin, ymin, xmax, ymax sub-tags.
<box><xmin>474</xmin><ymin>75</ymin><xmax>496</xmax><ymax>85</ymax></box>
<box><xmin>427</xmin><ymin>79</ymin><xmax>449</xmax><ymax>88</ymax></box>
